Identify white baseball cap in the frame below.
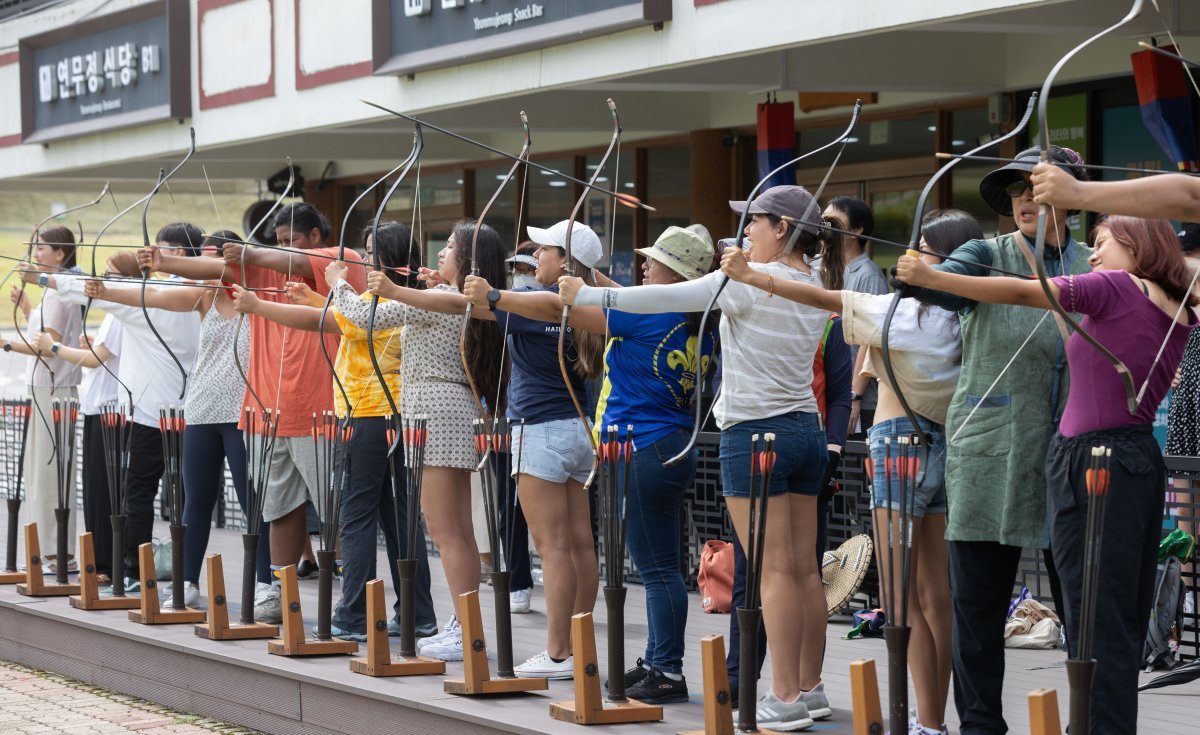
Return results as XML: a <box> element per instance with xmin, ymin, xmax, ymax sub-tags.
<box><xmin>525</xmin><ymin>220</ymin><xmax>603</xmax><ymax>269</ymax></box>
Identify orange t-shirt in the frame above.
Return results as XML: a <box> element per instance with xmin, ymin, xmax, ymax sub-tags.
<box><xmin>238</xmin><ymin>247</ymin><xmax>367</xmax><ymax>436</ymax></box>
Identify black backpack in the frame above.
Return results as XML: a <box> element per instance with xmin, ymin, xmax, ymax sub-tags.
<box><xmin>1144</xmin><ymin>557</ymin><xmax>1185</xmax><ymax>671</ymax></box>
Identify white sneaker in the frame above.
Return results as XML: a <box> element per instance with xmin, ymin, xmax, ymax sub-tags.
<box><xmin>510</xmin><ymin>587</ymin><xmax>532</xmax><ymax>614</ymax></box>
<box><xmin>751</xmin><ymin>690</ymin><xmax>814</xmax><ymax>732</ymax></box>
<box><xmin>418</xmin><ymin>616</ymin><xmax>458</xmax><ymax>646</ymax></box>
<box><xmin>418</xmin><ymin>618</ymin><xmax>463</xmax><ymax>661</ymax></box>
<box><xmin>254</xmin><ymin>583</ymin><xmax>283</xmax><ymax>623</ymax></box>
<box><xmin>514</xmin><ymin>650</ymin><xmax>574</xmax><ymax>680</ymax></box>
<box><xmin>162</xmin><ymin>581</ymin><xmax>200</xmax><ymax>609</ymax></box>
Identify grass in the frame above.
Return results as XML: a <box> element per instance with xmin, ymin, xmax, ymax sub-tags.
<box><xmin>0</xmin><ymin>189</ymin><xmax>259</xmax><ymax>327</ymax></box>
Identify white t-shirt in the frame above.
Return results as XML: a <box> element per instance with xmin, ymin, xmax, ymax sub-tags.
<box><xmin>575</xmin><ymin>263</ymin><xmax>830</xmax><ymax>429</ymax></box>
<box><xmin>839</xmin><ymin>291</ymin><xmax>961</xmax><ymax>425</ymax></box>
<box><xmin>78</xmin><ymin>314</ymin><xmax>124</xmax><ymax>415</ymax></box>
<box><xmin>57</xmin><ymin>276</ymin><xmax>200</xmax><ymax>428</ymax></box>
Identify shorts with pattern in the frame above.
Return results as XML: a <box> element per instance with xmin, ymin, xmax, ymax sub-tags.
<box><xmin>402</xmin><ymin>381</ymin><xmax>478</xmax><ymax>470</ymax></box>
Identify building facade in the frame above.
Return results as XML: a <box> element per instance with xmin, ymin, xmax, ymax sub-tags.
<box><xmin>1</xmin><ymin>0</ymin><xmax>1197</xmax><ymax>271</ymax></box>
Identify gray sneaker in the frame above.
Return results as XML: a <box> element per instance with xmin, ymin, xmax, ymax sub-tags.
<box><xmin>800</xmin><ymin>682</ymin><xmax>832</xmax><ymax>720</ymax></box>
<box><xmin>754</xmin><ymin>691</ymin><xmax>814</xmax><ymax>731</ymax></box>
<box><xmin>254</xmin><ymin>583</ymin><xmax>283</xmax><ymax>624</ymax></box>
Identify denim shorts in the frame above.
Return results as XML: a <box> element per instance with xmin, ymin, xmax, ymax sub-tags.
<box><xmin>510</xmin><ymin>417</ymin><xmax>594</xmax><ymax>485</ymax></box>
<box><xmin>720</xmin><ymin>411</ymin><xmax>826</xmax><ymax>498</ymax></box>
<box><xmin>867</xmin><ymin>416</ymin><xmax>947</xmax><ymax>518</ymax></box>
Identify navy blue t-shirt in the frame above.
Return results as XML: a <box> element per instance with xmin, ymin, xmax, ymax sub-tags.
<box><xmin>494</xmin><ymin>285</ymin><xmax>586</xmax><ymax>425</ymax></box>
<box><xmin>595</xmin><ymin>310</ymin><xmax>715</xmax><ymax>448</ymax></box>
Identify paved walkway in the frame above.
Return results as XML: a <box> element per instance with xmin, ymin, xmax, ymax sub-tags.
<box><xmin>0</xmin><ymin>661</ymin><xmax>261</xmax><ymax>735</ymax></box>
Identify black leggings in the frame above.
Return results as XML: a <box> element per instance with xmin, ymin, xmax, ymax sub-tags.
<box><xmin>181</xmin><ymin>422</ymin><xmax>271</xmax><ymax>584</ymax></box>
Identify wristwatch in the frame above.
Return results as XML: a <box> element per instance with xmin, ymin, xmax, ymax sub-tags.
<box><xmin>850</xmin><ymin>392</ymin><xmax>863</xmax><ymax>402</ymax></box>
<box><xmin>1</xmin><ymin>342</ymin><xmax>11</xmax><ymax>352</ymax></box>
<box><xmin>38</xmin><ymin>274</ymin><xmax>49</xmax><ymax>287</ymax></box>
<box><xmin>486</xmin><ymin>288</ymin><xmax>502</xmax><ymax>312</ymax></box>
<box><xmin>50</xmin><ymin>342</ymin><xmax>61</xmax><ymax>355</ymax></box>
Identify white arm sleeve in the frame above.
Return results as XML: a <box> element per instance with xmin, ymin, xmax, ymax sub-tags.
<box><xmin>573</xmin><ymin>276</ymin><xmax>715</xmax><ymax>313</ymax></box>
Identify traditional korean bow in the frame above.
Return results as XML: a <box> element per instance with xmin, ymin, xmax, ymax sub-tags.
<box><xmin>462</xmin><ymin>113</ymin><xmax>530</xmax><ymax>424</ymax></box>
<box><xmin>368</xmin><ymin>128</ymin><xmax>424</xmax><ymax>457</ymax></box>
<box><xmin>880</xmin><ymin>94</ymin><xmax>1039</xmax><ymax>480</ymax></box>
<box><xmin>665</xmin><ymin>100</ymin><xmax>863</xmax><ymax>467</ymax></box>
<box><xmin>558</xmin><ymin>99</ymin><xmax>621</xmax><ymax>489</ymax></box>
<box><xmin>11</xmin><ymin>183</ymin><xmax>115</xmax><ymax>461</ymax></box>
<box><xmin>139</xmin><ymin>128</ymin><xmax>197</xmax><ymax>401</ymax></box>
<box><xmin>232</xmin><ymin>160</ymin><xmax>294</xmax><ymax>417</ymax></box>
<box><xmin>1031</xmin><ymin>1</ymin><xmax>1144</xmax><ymax>414</ymax></box>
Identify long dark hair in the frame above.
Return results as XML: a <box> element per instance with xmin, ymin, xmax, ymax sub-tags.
<box><xmin>39</xmin><ymin>225</ymin><xmax>77</xmax><ymax>268</ymax></box>
<box><xmin>770</xmin><ymin>214</ymin><xmax>842</xmax><ymax>288</ymax></box>
<box><xmin>449</xmin><ymin>220</ymin><xmax>508</xmax><ymax>414</ymax></box>
<box><xmin>918</xmin><ymin>208</ymin><xmax>982</xmax><ymax>329</ymax></box>
<box><xmin>364</xmin><ymin>221</ymin><xmax>422</xmax><ymax>289</ymax></box>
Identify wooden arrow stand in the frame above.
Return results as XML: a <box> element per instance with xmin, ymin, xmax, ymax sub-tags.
<box><xmin>1028</xmin><ymin>688</ymin><xmax>1062</xmax><ymax>735</ymax></box>
<box><xmin>193</xmin><ymin>554</ymin><xmax>278</xmax><ymax>640</ymax></box>
<box><xmin>267</xmin><ymin>564</ymin><xmax>358</xmax><ymax>657</ymax></box>
<box><xmin>0</xmin><ymin>570</ymin><xmax>23</xmax><ymax>584</ymax></box>
<box><xmin>549</xmin><ymin>612</ymin><xmax>664</xmax><ymax>725</ymax></box>
<box><xmin>15</xmin><ymin>523</ymin><xmax>79</xmax><ymax>597</ymax></box>
<box><xmin>444</xmin><ymin>590</ymin><xmax>548</xmax><ymax>695</ymax></box>
<box><xmin>128</xmin><ymin>543</ymin><xmax>205</xmax><ymax>625</ymax></box>
<box><xmin>69</xmin><ymin>532</ymin><xmax>138</xmax><ymax>610</ymax></box>
<box><xmin>849</xmin><ymin>659</ymin><xmax>884</xmax><ymax>735</ymax></box>
<box><xmin>349</xmin><ymin>579</ymin><xmax>444</xmax><ymax>677</ymax></box>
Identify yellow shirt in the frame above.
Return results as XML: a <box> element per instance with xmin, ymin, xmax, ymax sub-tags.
<box><xmin>332</xmin><ymin>294</ymin><xmax>402</xmax><ymax>418</ymax></box>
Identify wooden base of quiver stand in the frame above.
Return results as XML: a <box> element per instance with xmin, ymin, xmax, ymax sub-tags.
<box><xmin>444</xmin><ymin>590</ymin><xmax>548</xmax><ymax>695</ymax></box>
<box><xmin>16</xmin><ymin>523</ymin><xmax>79</xmax><ymax>597</ymax></box>
<box><xmin>548</xmin><ymin>612</ymin><xmax>664</xmax><ymax>725</ymax></box>
<box><xmin>193</xmin><ymin>554</ymin><xmax>278</xmax><ymax>640</ymax></box>
<box><xmin>69</xmin><ymin>532</ymin><xmax>138</xmax><ymax>610</ymax></box>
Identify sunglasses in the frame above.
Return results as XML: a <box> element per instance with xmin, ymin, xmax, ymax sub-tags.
<box><xmin>1004</xmin><ymin>179</ymin><xmax>1033</xmax><ymax>198</ymax></box>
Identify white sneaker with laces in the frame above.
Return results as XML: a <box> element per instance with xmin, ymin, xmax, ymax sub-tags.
<box><xmin>254</xmin><ymin>583</ymin><xmax>283</xmax><ymax>623</ymax></box>
<box><xmin>751</xmin><ymin>690</ymin><xmax>813</xmax><ymax>731</ymax></box>
<box><xmin>418</xmin><ymin>618</ymin><xmax>463</xmax><ymax>661</ymax></box>
<box><xmin>162</xmin><ymin>581</ymin><xmax>200</xmax><ymax>609</ymax></box>
<box><xmin>418</xmin><ymin>616</ymin><xmax>458</xmax><ymax>647</ymax></box>
<box><xmin>510</xmin><ymin>587</ymin><xmax>532</xmax><ymax>614</ymax></box>
<box><xmin>514</xmin><ymin>650</ymin><xmax>574</xmax><ymax>680</ymax></box>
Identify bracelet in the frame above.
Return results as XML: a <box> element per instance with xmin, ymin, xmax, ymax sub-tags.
<box><xmin>766</xmin><ymin>274</ymin><xmax>775</xmax><ymax>298</ymax></box>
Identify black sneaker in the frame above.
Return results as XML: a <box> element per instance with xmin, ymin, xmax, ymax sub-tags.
<box><xmin>626</xmin><ymin>668</ymin><xmax>689</xmax><ymax>705</ymax></box>
<box><xmin>605</xmin><ymin>658</ymin><xmax>649</xmax><ymax>694</ymax></box>
<box><xmin>296</xmin><ymin>559</ymin><xmax>318</xmax><ymax>579</ymax></box>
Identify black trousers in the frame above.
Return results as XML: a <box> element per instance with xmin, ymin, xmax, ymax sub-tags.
<box><xmin>81</xmin><ymin>414</ymin><xmax>114</xmax><ymax>577</ymax></box>
<box><xmin>490</xmin><ymin>451</ymin><xmax>532</xmax><ymax>591</ymax></box>
<box><xmin>1046</xmin><ymin>426</ymin><xmax>1164</xmax><ymax>735</ymax></box>
<box><xmin>332</xmin><ymin>417</ymin><xmax>435</xmax><ymax>634</ymax></box>
<box><xmin>123</xmin><ymin>422</ymin><xmax>164</xmax><ymax>578</ymax></box>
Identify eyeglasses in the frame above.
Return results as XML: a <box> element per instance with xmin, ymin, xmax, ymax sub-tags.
<box><xmin>1004</xmin><ymin>180</ymin><xmax>1033</xmax><ymax>198</ymax></box>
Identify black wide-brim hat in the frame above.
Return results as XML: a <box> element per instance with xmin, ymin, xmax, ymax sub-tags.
<box><xmin>979</xmin><ymin>145</ymin><xmax>1086</xmax><ymax>216</ymax></box>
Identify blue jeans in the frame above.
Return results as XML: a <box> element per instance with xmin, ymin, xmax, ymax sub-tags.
<box><xmin>867</xmin><ymin>416</ymin><xmax>946</xmax><ymax>517</ymax></box>
<box><xmin>182</xmin><ymin>422</ymin><xmax>271</xmax><ymax>585</ymax></box>
<box><xmin>332</xmin><ymin>417</ymin><xmax>435</xmax><ymax>635</ymax></box>
<box><xmin>719</xmin><ymin>411</ymin><xmax>826</xmax><ymax>497</ymax></box>
<box><xmin>623</xmin><ymin>429</ymin><xmax>695</xmax><ymax>675</ymax></box>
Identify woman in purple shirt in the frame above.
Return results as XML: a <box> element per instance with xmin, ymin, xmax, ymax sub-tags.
<box><xmin>896</xmin><ymin>215</ymin><xmax>1198</xmax><ymax>734</ymax></box>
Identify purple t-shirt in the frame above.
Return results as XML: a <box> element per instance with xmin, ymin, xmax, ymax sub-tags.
<box><xmin>1051</xmin><ymin>269</ymin><xmax>1197</xmax><ymax>436</ymax></box>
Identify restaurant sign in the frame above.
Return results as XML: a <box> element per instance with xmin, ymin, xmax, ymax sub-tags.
<box><xmin>20</xmin><ymin>0</ymin><xmax>190</xmax><ymax>144</ymax></box>
<box><xmin>373</xmin><ymin>0</ymin><xmax>671</xmax><ymax>76</ymax></box>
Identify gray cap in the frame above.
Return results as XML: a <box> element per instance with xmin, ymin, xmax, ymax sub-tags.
<box><xmin>729</xmin><ymin>185</ymin><xmax>821</xmax><ymax>235</ymax></box>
